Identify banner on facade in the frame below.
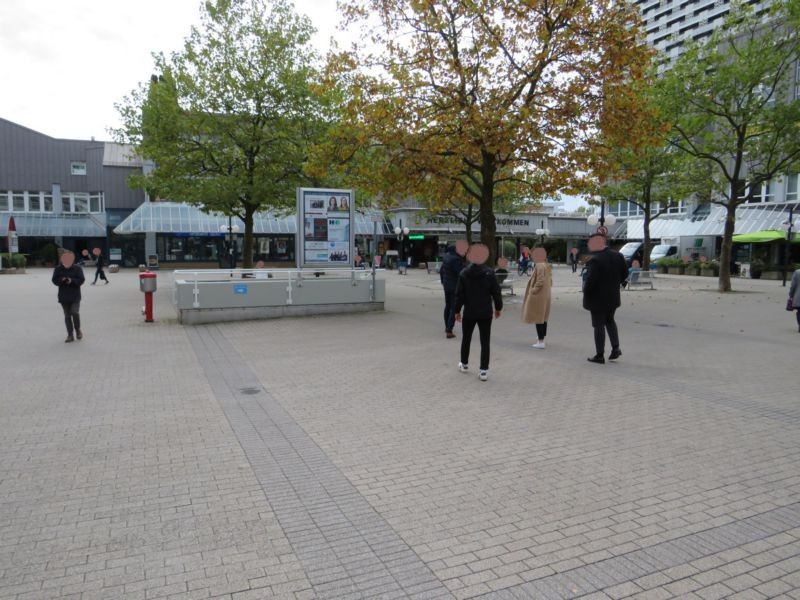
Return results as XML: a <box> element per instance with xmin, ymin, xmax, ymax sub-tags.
<box><xmin>296</xmin><ymin>188</ymin><xmax>355</xmax><ymax>268</ymax></box>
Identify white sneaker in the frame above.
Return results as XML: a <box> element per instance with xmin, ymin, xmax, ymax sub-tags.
<box><xmin>479</xmin><ymin>370</ymin><xmax>488</xmax><ymax>381</ymax></box>
<box><xmin>532</xmin><ymin>341</ymin><xmax>546</xmax><ymax>349</ymax></box>
<box><xmin>458</xmin><ymin>362</ymin><xmax>469</xmax><ymax>372</ymax></box>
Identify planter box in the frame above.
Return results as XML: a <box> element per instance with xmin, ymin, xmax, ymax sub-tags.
<box><xmin>685</xmin><ymin>268</ymin><xmax>701</xmax><ymax>276</ymax></box>
<box><xmin>667</xmin><ymin>267</ymin><xmax>685</xmax><ymax>275</ymax></box>
<box><xmin>700</xmin><ymin>269</ymin><xmax>717</xmax><ymax>277</ymax></box>
<box><xmin>761</xmin><ymin>271</ymin><xmax>783</xmax><ymax>280</ymax></box>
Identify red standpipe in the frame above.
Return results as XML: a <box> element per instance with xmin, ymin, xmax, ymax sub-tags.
<box><xmin>144</xmin><ymin>291</ymin><xmax>154</xmax><ymax>322</ymax></box>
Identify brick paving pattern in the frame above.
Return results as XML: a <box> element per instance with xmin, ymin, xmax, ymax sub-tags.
<box><xmin>1</xmin><ymin>267</ymin><xmax>798</xmax><ymax>599</ymax></box>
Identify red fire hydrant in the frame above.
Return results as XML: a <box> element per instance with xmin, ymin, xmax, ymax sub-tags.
<box><xmin>139</xmin><ymin>271</ymin><xmax>157</xmax><ymax>322</ymax></box>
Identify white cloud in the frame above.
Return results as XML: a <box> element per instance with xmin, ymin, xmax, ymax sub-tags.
<box><xmin>0</xmin><ymin>0</ymin><xmax>341</xmax><ymax>140</ymax></box>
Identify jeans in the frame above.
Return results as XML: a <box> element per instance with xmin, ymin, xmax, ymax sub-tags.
<box><xmin>461</xmin><ymin>317</ymin><xmax>492</xmax><ymax>370</ymax></box>
<box><xmin>535</xmin><ymin>322</ymin><xmax>548</xmax><ymax>340</ymax></box>
<box><xmin>61</xmin><ymin>302</ymin><xmax>81</xmax><ymax>335</ymax></box>
<box><xmin>590</xmin><ymin>309</ymin><xmax>619</xmax><ymax>356</ymax></box>
<box><xmin>443</xmin><ymin>289</ymin><xmax>456</xmax><ymax>332</ymax></box>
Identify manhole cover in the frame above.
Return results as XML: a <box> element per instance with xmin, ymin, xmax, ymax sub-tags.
<box><xmin>239</xmin><ymin>387</ymin><xmax>261</xmax><ymax>395</ymax></box>
<box><xmin>655</xmin><ymin>323</ymin><xmax>673</xmax><ymax>328</ymax></box>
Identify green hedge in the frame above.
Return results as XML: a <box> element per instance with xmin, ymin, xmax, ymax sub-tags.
<box><xmin>0</xmin><ymin>253</ymin><xmax>27</xmax><ymax>268</ymax></box>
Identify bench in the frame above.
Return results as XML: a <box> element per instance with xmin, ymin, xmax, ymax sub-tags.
<box><xmin>625</xmin><ymin>269</ymin><xmax>655</xmax><ymax>290</ymax></box>
<box><xmin>496</xmin><ymin>271</ymin><xmax>516</xmax><ymax>296</ymax></box>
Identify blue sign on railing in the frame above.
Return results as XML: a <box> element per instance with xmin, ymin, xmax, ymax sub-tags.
<box><xmin>233</xmin><ymin>284</ymin><xmax>248</xmax><ymax>295</ymax></box>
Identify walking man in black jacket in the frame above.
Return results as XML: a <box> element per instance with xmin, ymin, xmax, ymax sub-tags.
<box><xmin>454</xmin><ymin>244</ymin><xmax>503</xmax><ymax>381</ymax></box>
<box><xmin>583</xmin><ymin>234</ymin><xmax>628</xmax><ymax>364</ymax></box>
<box><xmin>440</xmin><ymin>243</ymin><xmax>466</xmax><ymax>338</ymax></box>
<box><xmin>52</xmin><ymin>250</ymin><xmax>85</xmax><ymax>342</ymax></box>
<box><xmin>91</xmin><ymin>247</ymin><xmax>108</xmax><ymax>284</ymax></box>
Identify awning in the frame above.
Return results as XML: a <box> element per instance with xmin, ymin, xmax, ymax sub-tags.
<box><xmin>732</xmin><ymin>229</ymin><xmax>800</xmax><ymax>243</ymax></box>
<box><xmin>1</xmin><ymin>213</ymin><xmax>107</xmax><ymax>237</ymax></box>
<box><xmin>113</xmin><ymin>201</ymin><xmax>387</xmax><ymax>236</ymax></box>
<box><xmin>732</xmin><ymin>230</ymin><xmax>787</xmax><ymax>243</ymax></box>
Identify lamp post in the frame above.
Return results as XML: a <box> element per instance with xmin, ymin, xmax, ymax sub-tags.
<box><xmin>586</xmin><ymin>200</ymin><xmax>616</xmax><ymax>233</ymax></box>
<box><xmin>220</xmin><ymin>219</ymin><xmax>240</xmax><ymax>270</ymax></box>
<box><xmin>394</xmin><ymin>220</ymin><xmax>410</xmax><ymax>267</ymax></box>
<box><xmin>781</xmin><ymin>205</ymin><xmax>796</xmax><ymax>287</ymax></box>
<box><xmin>535</xmin><ymin>220</ymin><xmax>550</xmax><ymax>247</ymax></box>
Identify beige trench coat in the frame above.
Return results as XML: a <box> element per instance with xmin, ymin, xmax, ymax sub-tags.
<box><xmin>521</xmin><ymin>263</ymin><xmax>552</xmax><ymax>324</ymax></box>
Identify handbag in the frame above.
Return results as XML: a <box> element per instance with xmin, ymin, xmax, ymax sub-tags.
<box><xmin>788</xmin><ymin>298</ymin><xmax>795</xmax><ymax>312</ymax></box>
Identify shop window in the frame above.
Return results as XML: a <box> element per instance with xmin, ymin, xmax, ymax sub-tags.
<box><xmin>12</xmin><ymin>191</ymin><xmax>25</xmax><ymax>212</ymax></box>
<box><xmin>75</xmin><ymin>193</ymin><xmax>89</xmax><ymax>213</ymax></box>
<box><xmin>71</xmin><ymin>161</ymin><xmax>87</xmax><ymax>176</ymax></box>
<box><xmin>89</xmin><ymin>192</ymin><xmax>103</xmax><ymax>213</ymax></box>
<box><xmin>786</xmin><ymin>174</ymin><xmax>798</xmax><ymax>202</ymax></box>
<box><xmin>28</xmin><ymin>191</ymin><xmax>41</xmax><ymax>212</ymax></box>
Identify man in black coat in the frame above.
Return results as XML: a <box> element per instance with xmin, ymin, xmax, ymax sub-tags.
<box><xmin>440</xmin><ymin>245</ymin><xmax>465</xmax><ymax>338</ymax></box>
<box><xmin>51</xmin><ymin>250</ymin><xmax>85</xmax><ymax>342</ymax></box>
<box><xmin>583</xmin><ymin>234</ymin><xmax>628</xmax><ymax>364</ymax></box>
<box><xmin>454</xmin><ymin>244</ymin><xmax>503</xmax><ymax>381</ymax></box>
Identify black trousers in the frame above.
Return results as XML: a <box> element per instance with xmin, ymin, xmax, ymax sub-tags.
<box><xmin>795</xmin><ymin>309</ymin><xmax>800</xmax><ymax>330</ymax></box>
<box><xmin>461</xmin><ymin>317</ymin><xmax>492</xmax><ymax>370</ymax></box>
<box><xmin>535</xmin><ymin>322</ymin><xmax>548</xmax><ymax>339</ymax></box>
<box><xmin>61</xmin><ymin>302</ymin><xmax>81</xmax><ymax>334</ymax></box>
<box><xmin>571</xmin><ymin>261</ymin><xmax>577</xmax><ymax>273</ymax></box>
<box><xmin>590</xmin><ymin>309</ymin><xmax>619</xmax><ymax>356</ymax></box>
<box><xmin>93</xmin><ymin>267</ymin><xmax>107</xmax><ymax>283</ymax></box>
<box><xmin>443</xmin><ymin>289</ymin><xmax>456</xmax><ymax>332</ymax></box>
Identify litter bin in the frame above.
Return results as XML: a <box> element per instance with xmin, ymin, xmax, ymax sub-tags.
<box><xmin>139</xmin><ymin>271</ymin><xmax>157</xmax><ymax>322</ymax></box>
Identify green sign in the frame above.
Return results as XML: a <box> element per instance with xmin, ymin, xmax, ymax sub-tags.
<box><xmin>408</xmin><ymin>234</ymin><xmax>425</xmax><ymax>240</ymax></box>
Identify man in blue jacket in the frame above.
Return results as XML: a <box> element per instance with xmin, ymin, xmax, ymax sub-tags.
<box><xmin>440</xmin><ymin>244</ymin><xmax>465</xmax><ymax>338</ymax></box>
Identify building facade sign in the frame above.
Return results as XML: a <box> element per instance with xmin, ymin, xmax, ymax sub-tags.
<box><xmin>397</xmin><ymin>210</ymin><xmax>547</xmax><ymax>234</ymax></box>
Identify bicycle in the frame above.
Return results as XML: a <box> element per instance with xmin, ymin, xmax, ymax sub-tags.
<box><xmin>517</xmin><ymin>261</ymin><xmax>533</xmax><ymax>276</ymax></box>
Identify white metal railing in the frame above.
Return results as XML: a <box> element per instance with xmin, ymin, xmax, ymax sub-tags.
<box><xmin>172</xmin><ymin>267</ymin><xmax>384</xmax><ymax>308</ymax></box>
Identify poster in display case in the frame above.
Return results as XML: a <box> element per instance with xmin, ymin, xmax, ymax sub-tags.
<box><xmin>296</xmin><ymin>188</ymin><xmax>354</xmax><ymax>268</ymax></box>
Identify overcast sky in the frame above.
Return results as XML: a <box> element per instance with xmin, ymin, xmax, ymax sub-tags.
<box><xmin>0</xmin><ymin>0</ymin><xmax>341</xmax><ymax>140</ymax></box>
<box><xmin>0</xmin><ymin>0</ymin><xmax>585</xmax><ymax>209</ymax></box>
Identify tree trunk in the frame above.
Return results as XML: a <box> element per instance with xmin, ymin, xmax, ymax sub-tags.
<box><xmin>465</xmin><ymin>205</ymin><xmax>474</xmax><ymax>244</ymax></box>
<box><xmin>642</xmin><ymin>211</ymin><xmax>652</xmax><ymax>270</ymax></box>
<box><xmin>717</xmin><ymin>205</ymin><xmax>736</xmax><ymax>292</ymax></box>
<box><xmin>242</xmin><ymin>203</ymin><xmax>257</xmax><ymax>269</ymax></box>
<box><xmin>478</xmin><ymin>152</ymin><xmax>497</xmax><ymax>265</ymax></box>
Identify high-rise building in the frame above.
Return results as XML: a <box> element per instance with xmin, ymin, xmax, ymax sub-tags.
<box><xmin>635</xmin><ymin>0</ymin><xmax>770</xmax><ymax>61</ymax></box>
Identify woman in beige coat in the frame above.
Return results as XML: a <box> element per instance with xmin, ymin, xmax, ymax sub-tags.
<box><xmin>521</xmin><ymin>247</ymin><xmax>552</xmax><ymax>348</ymax></box>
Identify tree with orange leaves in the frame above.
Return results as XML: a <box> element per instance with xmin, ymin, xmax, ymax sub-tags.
<box><xmin>318</xmin><ymin>0</ymin><xmax>652</xmax><ymax>258</ymax></box>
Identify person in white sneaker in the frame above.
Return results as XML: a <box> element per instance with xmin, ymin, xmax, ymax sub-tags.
<box><xmin>521</xmin><ymin>247</ymin><xmax>552</xmax><ymax>349</ymax></box>
<box><xmin>454</xmin><ymin>243</ymin><xmax>503</xmax><ymax>381</ymax></box>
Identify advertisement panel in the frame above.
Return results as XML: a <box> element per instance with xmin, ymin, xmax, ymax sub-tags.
<box><xmin>296</xmin><ymin>188</ymin><xmax>355</xmax><ymax>268</ymax></box>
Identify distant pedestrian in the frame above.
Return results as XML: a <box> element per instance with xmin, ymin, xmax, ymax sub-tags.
<box><xmin>51</xmin><ymin>250</ymin><xmax>85</xmax><ymax>343</ymax></box>
<box><xmin>91</xmin><ymin>247</ymin><xmax>108</xmax><ymax>285</ymax></box>
<box><xmin>521</xmin><ymin>247</ymin><xmax>552</xmax><ymax>349</ymax></box>
<box><xmin>454</xmin><ymin>243</ymin><xmax>503</xmax><ymax>381</ymax></box>
<box><xmin>789</xmin><ymin>269</ymin><xmax>800</xmax><ymax>333</ymax></box>
<box><xmin>569</xmin><ymin>247</ymin><xmax>579</xmax><ymax>273</ymax></box>
<box><xmin>582</xmin><ymin>233</ymin><xmax>628</xmax><ymax>364</ymax></box>
<box><xmin>440</xmin><ymin>241</ymin><xmax>467</xmax><ymax>338</ymax></box>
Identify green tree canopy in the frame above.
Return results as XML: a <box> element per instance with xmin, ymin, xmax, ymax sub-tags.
<box><xmin>659</xmin><ymin>0</ymin><xmax>800</xmax><ymax>291</ymax></box>
<box><xmin>115</xmin><ymin>0</ymin><xmax>328</xmax><ymax>267</ymax></box>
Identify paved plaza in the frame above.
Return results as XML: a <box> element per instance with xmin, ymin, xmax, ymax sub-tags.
<box><xmin>0</xmin><ymin>266</ymin><xmax>798</xmax><ymax>600</ymax></box>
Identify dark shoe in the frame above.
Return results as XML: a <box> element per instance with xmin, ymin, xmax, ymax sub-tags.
<box><xmin>609</xmin><ymin>349</ymin><xmax>621</xmax><ymax>360</ymax></box>
<box><xmin>76</xmin><ymin>330</ymin><xmax>83</xmax><ymax>340</ymax></box>
<box><xmin>446</xmin><ymin>331</ymin><xmax>456</xmax><ymax>338</ymax></box>
<box><xmin>105</xmin><ymin>280</ymin><xmax>109</xmax><ymax>284</ymax></box>
<box><xmin>65</xmin><ymin>335</ymin><xmax>75</xmax><ymax>343</ymax></box>
<box><xmin>91</xmin><ymin>282</ymin><xmax>96</xmax><ymax>285</ymax></box>
<box><xmin>587</xmin><ymin>354</ymin><xmax>605</xmax><ymax>364</ymax></box>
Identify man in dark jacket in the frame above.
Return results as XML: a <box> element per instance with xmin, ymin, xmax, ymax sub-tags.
<box><xmin>91</xmin><ymin>248</ymin><xmax>108</xmax><ymax>284</ymax></box>
<box><xmin>440</xmin><ymin>245</ymin><xmax>465</xmax><ymax>338</ymax></box>
<box><xmin>454</xmin><ymin>244</ymin><xmax>503</xmax><ymax>381</ymax></box>
<box><xmin>52</xmin><ymin>250</ymin><xmax>85</xmax><ymax>342</ymax></box>
<box><xmin>583</xmin><ymin>234</ymin><xmax>628</xmax><ymax>363</ymax></box>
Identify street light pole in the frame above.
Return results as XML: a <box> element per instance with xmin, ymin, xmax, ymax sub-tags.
<box><xmin>782</xmin><ymin>205</ymin><xmax>795</xmax><ymax>287</ymax></box>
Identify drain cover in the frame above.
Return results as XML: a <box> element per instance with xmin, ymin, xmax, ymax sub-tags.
<box><xmin>239</xmin><ymin>387</ymin><xmax>261</xmax><ymax>395</ymax></box>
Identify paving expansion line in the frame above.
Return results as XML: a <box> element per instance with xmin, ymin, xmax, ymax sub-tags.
<box><xmin>186</xmin><ymin>325</ymin><xmax>452</xmax><ymax>600</ymax></box>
